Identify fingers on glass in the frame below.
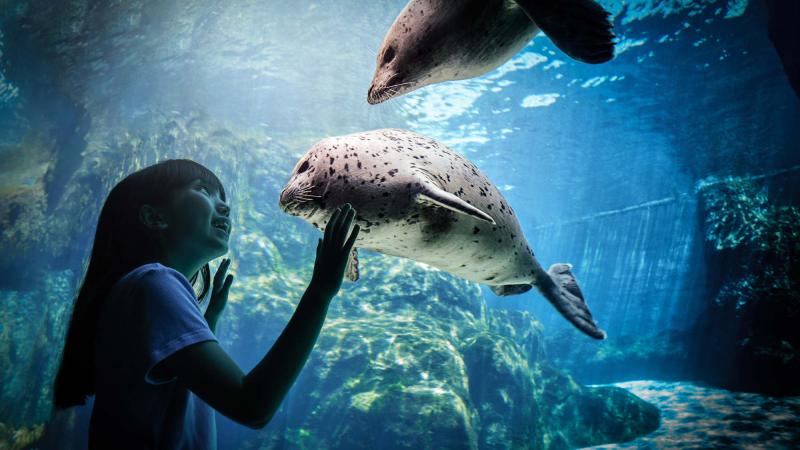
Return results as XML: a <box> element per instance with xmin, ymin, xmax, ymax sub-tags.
<box><xmin>329</xmin><ymin>208</ymin><xmax>341</xmax><ymax>242</ymax></box>
<box><xmin>333</xmin><ymin>204</ymin><xmax>350</xmax><ymax>241</ymax></box>
<box><xmin>337</xmin><ymin>205</ymin><xmax>356</xmax><ymax>250</ymax></box>
<box><xmin>225</xmin><ymin>274</ymin><xmax>233</xmax><ymax>288</ymax></box>
<box><xmin>344</xmin><ymin>224</ymin><xmax>360</xmax><ymax>252</ymax></box>
<box><xmin>324</xmin><ymin>207</ymin><xmax>341</xmax><ymax>248</ymax></box>
<box><xmin>214</xmin><ymin>259</ymin><xmax>226</xmax><ymax>285</ymax></box>
<box><xmin>322</xmin><ymin>204</ymin><xmax>357</xmax><ymax>254</ymax></box>
<box><xmin>339</xmin><ymin>208</ymin><xmax>355</xmax><ymax>246</ymax></box>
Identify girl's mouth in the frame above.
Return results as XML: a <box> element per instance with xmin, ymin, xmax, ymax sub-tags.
<box><xmin>212</xmin><ymin>220</ymin><xmax>230</xmax><ymax>235</ymax></box>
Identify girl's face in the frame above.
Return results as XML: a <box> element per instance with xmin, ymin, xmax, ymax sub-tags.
<box><xmin>160</xmin><ymin>178</ymin><xmax>231</xmax><ymax>264</ymax></box>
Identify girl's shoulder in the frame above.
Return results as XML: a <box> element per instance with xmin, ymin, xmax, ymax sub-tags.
<box><xmin>115</xmin><ymin>262</ymin><xmax>187</xmax><ymax>292</ymax></box>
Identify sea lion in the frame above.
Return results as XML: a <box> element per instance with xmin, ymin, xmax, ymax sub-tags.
<box><xmin>278</xmin><ymin>128</ymin><xmax>606</xmax><ymax>340</ymax></box>
<box><xmin>367</xmin><ymin>0</ymin><xmax>615</xmax><ymax>104</ymax></box>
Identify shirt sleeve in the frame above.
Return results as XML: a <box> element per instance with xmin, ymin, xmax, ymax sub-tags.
<box><xmin>129</xmin><ymin>266</ymin><xmax>219</xmax><ymax>385</ymax></box>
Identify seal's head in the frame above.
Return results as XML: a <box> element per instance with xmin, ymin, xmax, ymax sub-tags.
<box><xmin>367</xmin><ymin>2</ymin><xmax>480</xmax><ymax>105</ymax></box>
<box><xmin>367</xmin><ymin>0</ymin><xmax>536</xmax><ymax>105</ymax></box>
<box><xmin>278</xmin><ymin>138</ymin><xmax>367</xmax><ymax>225</ymax></box>
<box><xmin>279</xmin><ymin>131</ymin><xmax>420</xmax><ymax>234</ymax></box>
<box><xmin>279</xmin><ymin>152</ymin><xmax>325</xmax><ymax>220</ymax></box>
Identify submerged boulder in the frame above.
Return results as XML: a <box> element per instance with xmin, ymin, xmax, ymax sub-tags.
<box><xmin>688</xmin><ymin>177</ymin><xmax>800</xmax><ymax>395</ymax></box>
<box><xmin>235</xmin><ymin>254</ymin><xmax>660</xmax><ymax>450</ymax></box>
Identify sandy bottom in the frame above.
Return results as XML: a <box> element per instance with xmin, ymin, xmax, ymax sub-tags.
<box><xmin>583</xmin><ymin>380</ymin><xmax>800</xmax><ymax>449</ymax></box>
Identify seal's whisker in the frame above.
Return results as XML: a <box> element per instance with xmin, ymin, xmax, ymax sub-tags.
<box><xmin>384</xmin><ymin>80</ymin><xmax>416</xmax><ymax>91</ymax></box>
<box><xmin>297</xmin><ymin>186</ymin><xmax>320</xmax><ymax>197</ymax></box>
<box><xmin>381</xmin><ymin>88</ymin><xmax>398</xmax><ymax>103</ymax></box>
<box><xmin>295</xmin><ymin>188</ymin><xmax>318</xmax><ymax>198</ymax></box>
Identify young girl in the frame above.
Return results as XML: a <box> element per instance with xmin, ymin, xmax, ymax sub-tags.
<box><xmin>52</xmin><ymin>159</ymin><xmax>359</xmax><ymax>449</ymax></box>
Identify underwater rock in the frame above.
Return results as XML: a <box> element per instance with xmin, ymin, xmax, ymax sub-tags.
<box><xmin>0</xmin><ymin>421</ymin><xmax>45</xmax><ymax>450</ymax></box>
<box><xmin>584</xmin><ymin>380</ymin><xmax>800</xmax><ymax>448</ymax></box>
<box><xmin>464</xmin><ymin>333</ymin><xmax>659</xmax><ymax>449</ymax></box>
<box><xmin>237</xmin><ymin>254</ymin><xmax>658</xmax><ymax>450</ymax></box>
<box><xmin>0</xmin><ymin>270</ymin><xmax>75</xmax><ymax>427</ymax></box>
<box><xmin>543</xmin><ymin>371</ymin><xmax>660</xmax><ymax>448</ymax></box>
<box><xmin>688</xmin><ymin>177</ymin><xmax>800</xmax><ymax>395</ymax></box>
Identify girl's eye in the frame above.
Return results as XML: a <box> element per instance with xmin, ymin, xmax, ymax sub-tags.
<box><xmin>198</xmin><ymin>185</ymin><xmax>211</xmax><ymax>195</ymax></box>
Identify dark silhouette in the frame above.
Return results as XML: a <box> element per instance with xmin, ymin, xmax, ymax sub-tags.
<box><xmin>764</xmin><ymin>0</ymin><xmax>800</xmax><ymax>98</ymax></box>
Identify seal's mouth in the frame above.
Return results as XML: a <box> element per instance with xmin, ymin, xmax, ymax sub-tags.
<box><xmin>279</xmin><ymin>184</ymin><xmax>321</xmax><ymax>216</ymax></box>
<box><xmin>367</xmin><ymin>74</ymin><xmax>413</xmax><ymax>105</ymax></box>
<box><xmin>367</xmin><ymin>84</ymin><xmax>389</xmax><ymax>105</ymax></box>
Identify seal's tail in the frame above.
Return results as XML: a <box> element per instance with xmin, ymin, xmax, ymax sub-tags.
<box><xmin>537</xmin><ymin>263</ymin><xmax>607</xmax><ymax>340</ymax></box>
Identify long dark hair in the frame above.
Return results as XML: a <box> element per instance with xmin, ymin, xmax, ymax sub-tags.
<box><xmin>53</xmin><ymin>159</ymin><xmax>227</xmax><ymax>409</ymax></box>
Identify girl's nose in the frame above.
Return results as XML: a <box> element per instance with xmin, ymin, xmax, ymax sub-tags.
<box><xmin>217</xmin><ymin>203</ymin><xmax>230</xmax><ymax>216</ymax></box>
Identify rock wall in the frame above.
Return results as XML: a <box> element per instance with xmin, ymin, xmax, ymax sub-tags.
<box><xmin>544</xmin><ymin>172</ymin><xmax>800</xmax><ymax>396</ymax></box>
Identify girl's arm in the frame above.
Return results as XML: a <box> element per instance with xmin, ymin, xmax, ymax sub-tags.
<box><xmin>158</xmin><ymin>204</ymin><xmax>359</xmax><ymax>429</ymax></box>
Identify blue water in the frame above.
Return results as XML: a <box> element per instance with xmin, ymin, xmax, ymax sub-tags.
<box><xmin>1</xmin><ymin>0</ymin><xmax>799</xmax><ymax>449</ymax></box>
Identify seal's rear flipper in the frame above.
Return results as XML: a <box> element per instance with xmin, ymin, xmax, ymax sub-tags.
<box><xmin>514</xmin><ymin>0</ymin><xmax>615</xmax><ymax>64</ymax></box>
<box><xmin>540</xmin><ymin>263</ymin><xmax>607</xmax><ymax>339</ymax></box>
<box><xmin>490</xmin><ymin>284</ymin><xmax>533</xmax><ymax>296</ymax></box>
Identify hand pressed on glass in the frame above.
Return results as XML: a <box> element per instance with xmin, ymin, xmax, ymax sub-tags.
<box><xmin>310</xmin><ymin>203</ymin><xmax>360</xmax><ymax>300</ymax></box>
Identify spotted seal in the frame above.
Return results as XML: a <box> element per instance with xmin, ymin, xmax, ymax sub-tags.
<box><xmin>279</xmin><ymin>128</ymin><xmax>606</xmax><ymax>339</ymax></box>
<box><xmin>367</xmin><ymin>0</ymin><xmax>615</xmax><ymax>104</ymax></box>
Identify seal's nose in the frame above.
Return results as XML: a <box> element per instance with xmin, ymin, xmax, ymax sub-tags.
<box><xmin>278</xmin><ymin>187</ymin><xmax>291</xmax><ymax>210</ymax></box>
<box><xmin>367</xmin><ymin>84</ymin><xmax>375</xmax><ymax>104</ymax></box>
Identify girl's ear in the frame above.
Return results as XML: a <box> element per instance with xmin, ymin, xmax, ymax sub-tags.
<box><xmin>139</xmin><ymin>204</ymin><xmax>168</xmax><ymax>230</ymax></box>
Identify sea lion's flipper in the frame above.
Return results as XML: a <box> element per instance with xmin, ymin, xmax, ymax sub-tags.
<box><xmin>513</xmin><ymin>0</ymin><xmax>615</xmax><ymax>64</ymax></box>
<box><xmin>538</xmin><ymin>263</ymin><xmax>607</xmax><ymax>339</ymax></box>
<box><xmin>490</xmin><ymin>284</ymin><xmax>533</xmax><ymax>296</ymax></box>
<box><xmin>345</xmin><ymin>248</ymin><xmax>359</xmax><ymax>281</ymax></box>
<box><xmin>416</xmin><ymin>186</ymin><xmax>496</xmax><ymax>225</ymax></box>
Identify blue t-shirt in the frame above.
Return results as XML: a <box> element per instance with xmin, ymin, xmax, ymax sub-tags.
<box><xmin>89</xmin><ymin>262</ymin><xmax>218</xmax><ymax>450</ymax></box>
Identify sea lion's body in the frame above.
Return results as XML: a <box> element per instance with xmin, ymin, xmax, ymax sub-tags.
<box><xmin>279</xmin><ymin>129</ymin><xmax>606</xmax><ymax>339</ymax></box>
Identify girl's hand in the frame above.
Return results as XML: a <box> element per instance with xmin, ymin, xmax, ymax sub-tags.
<box><xmin>310</xmin><ymin>203</ymin><xmax>360</xmax><ymax>300</ymax></box>
<box><xmin>206</xmin><ymin>258</ymin><xmax>233</xmax><ymax>325</ymax></box>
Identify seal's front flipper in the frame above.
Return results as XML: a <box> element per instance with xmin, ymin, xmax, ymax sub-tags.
<box><xmin>490</xmin><ymin>284</ymin><xmax>533</xmax><ymax>296</ymax></box>
<box><xmin>539</xmin><ymin>263</ymin><xmax>607</xmax><ymax>339</ymax></box>
<box><xmin>345</xmin><ymin>248</ymin><xmax>359</xmax><ymax>281</ymax></box>
<box><xmin>416</xmin><ymin>186</ymin><xmax>496</xmax><ymax>225</ymax></box>
<box><xmin>514</xmin><ymin>0</ymin><xmax>615</xmax><ymax>64</ymax></box>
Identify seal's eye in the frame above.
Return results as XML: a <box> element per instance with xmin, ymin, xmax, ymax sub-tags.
<box><xmin>297</xmin><ymin>160</ymin><xmax>310</xmax><ymax>174</ymax></box>
<box><xmin>382</xmin><ymin>46</ymin><xmax>396</xmax><ymax>65</ymax></box>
